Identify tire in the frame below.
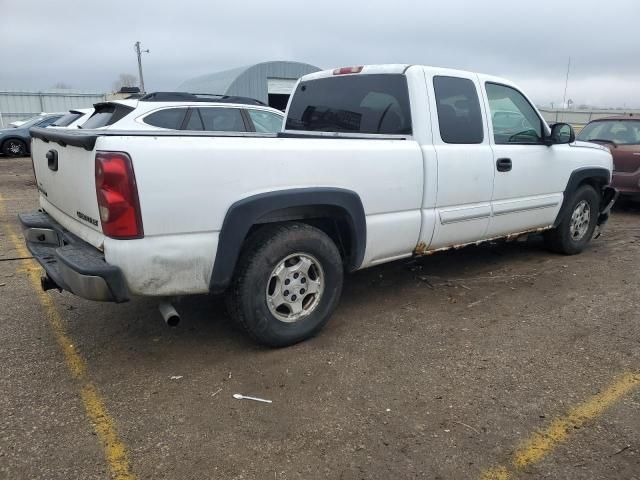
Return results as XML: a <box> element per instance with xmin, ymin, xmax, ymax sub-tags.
<box><xmin>226</xmin><ymin>222</ymin><xmax>344</xmax><ymax>347</ymax></box>
<box><xmin>2</xmin><ymin>139</ymin><xmax>27</xmax><ymax>157</ymax></box>
<box><xmin>544</xmin><ymin>185</ymin><xmax>600</xmax><ymax>255</ymax></box>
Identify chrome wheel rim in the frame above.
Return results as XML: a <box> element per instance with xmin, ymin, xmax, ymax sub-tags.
<box><xmin>266</xmin><ymin>253</ymin><xmax>324</xmax><ymax>323</ymax></box>
<box><xmin>569</xmin><ymin>200</ymin><xmax>590</xmax><ymax>241</ymax></box>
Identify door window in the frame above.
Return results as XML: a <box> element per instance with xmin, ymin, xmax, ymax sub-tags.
<box><xmin>485</xmin><ymin>83</ymin><xmax>543</xmax><ymax>144</ymax></box>
<box><xmin>433</xmin><ymin>76</ymin><xmax>484</xmax><ymax>144</ymax></box>
<box><xmin>198</xmin><ymin>108</ymin><xmax>246</xmax><ymax>132</ymax></box>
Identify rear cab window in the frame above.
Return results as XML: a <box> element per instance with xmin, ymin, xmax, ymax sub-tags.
<box><xmin>285</xmin><ymin>74</ymin><xmax>412</xmax><ymax>135</ymax></box>
<box><xmin>82</xmin><ymin>103</ymin><xmax>135</xmax><ymax>129</ymax></box>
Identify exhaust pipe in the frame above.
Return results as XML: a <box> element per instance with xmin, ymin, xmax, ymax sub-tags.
<box><xmin>41</xmin><ymin>274</ymin><xmax>59</xmax><ymax>292</ymax></box>
<box><xmin>158</xmin><ymin>301</ymin><xmax>180</xmax><ymax>327</ymax></box>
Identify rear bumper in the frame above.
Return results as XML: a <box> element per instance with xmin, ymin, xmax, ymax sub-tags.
<box><xmin>18</xmin><ymin>211</ymin><xmax>129</xmax><ymax>303</ymax></box>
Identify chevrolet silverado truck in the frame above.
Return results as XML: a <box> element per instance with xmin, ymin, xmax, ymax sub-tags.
<box><xmin>22</xmin><ymin>64</ymin><xmax>617</xmax><ymax>347</ymax></box>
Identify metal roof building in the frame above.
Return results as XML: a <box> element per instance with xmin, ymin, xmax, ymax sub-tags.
<box><xmin>177</xmin><ymin>61</ymin><xmax>321</xmax><ymax>110</ymax></box>
<box><xmin>0</xmin><ymin>89</ymin><xmax>106</xmax><ymax>127</ymax></box>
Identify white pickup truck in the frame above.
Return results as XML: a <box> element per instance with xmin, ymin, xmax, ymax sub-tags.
<box><xmin>22</xmin><ymin>64</ymin><xmax>616</xmax><ymax>347</ymax></box>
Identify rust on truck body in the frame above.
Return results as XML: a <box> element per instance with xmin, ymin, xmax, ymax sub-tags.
<box><xmin>413</xmin><ymin>226</ymin><xmax>553</xmax><ymax>257</ymax></box>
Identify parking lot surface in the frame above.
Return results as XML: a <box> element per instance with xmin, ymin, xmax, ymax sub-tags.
<box><xmin>1</xmin><ymin>155</ymin><xmax>639</xmax><ymax>479</ymax></box>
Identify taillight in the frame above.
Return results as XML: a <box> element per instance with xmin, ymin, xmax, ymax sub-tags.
<box><xmin>332</xmin><ymin>66</ymin><xmax>363</xmax><ymax>75</ymax></box>
<box><xmin>95</xmin><ymin>151</ymin><xmax>143</xmax><ymax>239</ymax></box>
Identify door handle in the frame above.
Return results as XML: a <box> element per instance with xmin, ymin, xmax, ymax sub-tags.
<box><xmin>496</xmin><ymin>158</ymin><xmax>512</xmax><ymax>172</ymax></box>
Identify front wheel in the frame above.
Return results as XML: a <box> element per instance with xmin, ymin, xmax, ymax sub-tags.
<box><xmin>544</xmin><ymin>185</ymin><xmax>599</xmax><ymax>255</ymax></box>
<box><xmin>226</xmin><ymin>222</ymin><xmax>344</xmax><ymax>347</ymax></box>
<box><xmin>2</xmin><ymin>139</ymin><xmax>27</xmax><ymax>157</ymax></box>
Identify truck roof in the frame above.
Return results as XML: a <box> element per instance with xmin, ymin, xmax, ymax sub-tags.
<box><xmin>302</xmin><ymin>64</ymin><xmax>513</xmax><ymax>87</ymax></box>
<box><xmin>303</xmin><ymin>64</ymin><xmax>411</xmax><ymax>81</ymax></box>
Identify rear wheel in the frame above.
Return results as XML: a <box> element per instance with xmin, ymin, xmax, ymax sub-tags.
<box><xmin>226</xmin><ymin>222</ymin><xmax>344</xmax><ymax>347</ymax></box>
<box><xmin>2</xmin><ymin>139</ymin><xmax>27</xmax><ymax>157</ymax></box>
<box><xmin>544</xmin><ymin>185</ymin><xmax>599</xmax><ymax>255</ymax></box>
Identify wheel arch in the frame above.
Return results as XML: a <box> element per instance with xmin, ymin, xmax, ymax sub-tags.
<box><xmin>553</xmin><ymin>167</ymin><xmax>611</xmax><ymax>228</ymax></box>
<box><xmin>210</xmin><ymin>188</ymin><xmax>366</xmax><ymax>293</ymax></box>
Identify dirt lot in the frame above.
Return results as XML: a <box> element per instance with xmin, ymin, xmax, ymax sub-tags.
<box><xmin>1</xmin><ymin>155</ymin><xmax>640</xmax><ymax>480</ymax></box>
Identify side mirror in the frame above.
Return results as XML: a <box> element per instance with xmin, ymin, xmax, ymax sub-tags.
<box><xmin>546</xmin><ymin>122</ymin><xmax>575</xmax><ymax>145</ymax></box>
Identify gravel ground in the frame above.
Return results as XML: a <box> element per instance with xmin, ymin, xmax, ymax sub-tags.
<box><xmin>1</xmin><ymin>155</ymin><xmax>639</xmax><ymax>479</ymax></box>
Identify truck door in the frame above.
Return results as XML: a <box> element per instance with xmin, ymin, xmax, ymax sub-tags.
<box><xmin>479</xmin><ymin>80</ymin><xmax>564</xmax><ymax>237</ymax></box>
<box><xmin>424</xmin><ymin>70</ymin><xmax>495</xmax><ymax>250</ymax></box>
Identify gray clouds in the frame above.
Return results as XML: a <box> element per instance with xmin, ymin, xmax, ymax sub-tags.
<box><xmin>1</xmin><ymin>0</ymin><xmax>639</xmax><ymax>107</ymax></box>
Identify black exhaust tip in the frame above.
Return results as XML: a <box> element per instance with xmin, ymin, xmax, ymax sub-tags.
<box><xmin>40</xmin><ymin>275</ymin><xmax>59</xmax><ymax>292</ymax></box>
<box><xmin>166</xmin><ymin>315</ymin><xmax>180</xmax><ymax>327</ymax></box>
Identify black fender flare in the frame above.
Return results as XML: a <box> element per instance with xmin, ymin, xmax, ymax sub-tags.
<box><xmin>210</xmin><ymin>187</ymin><xmax>366</xmax><ymax>293</ymax></box>
<box><xmin>553</xmin><ymin>167</ymin><xmax>611</xmax><ymax>228</ymax></box>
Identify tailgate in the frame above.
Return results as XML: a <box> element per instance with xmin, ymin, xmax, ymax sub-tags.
<box><xmin>30</xmin><ymin>129</ymin><xmax>103</xmax><ymax>240</ymax></box>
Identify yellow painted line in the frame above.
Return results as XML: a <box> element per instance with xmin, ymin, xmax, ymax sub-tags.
<box><xmin>481</xmin><ymin>372</ymin><xmax>640</xmax><ymax>479</ymax></box>
<box><xmin>0</xmin><ymin>193</ymin><xmax>136</xmax><ymax>480</ymax></box>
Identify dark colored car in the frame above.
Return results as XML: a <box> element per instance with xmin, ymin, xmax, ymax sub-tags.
<box><xmin>578</xmin><ymin>116</ymin><xmax>640</xmax><ymax>197</ymax></box>
<box><xmin>0</xmin><ymin>114</ymin><xmax>62</xmax><ymax>157</ymax></box>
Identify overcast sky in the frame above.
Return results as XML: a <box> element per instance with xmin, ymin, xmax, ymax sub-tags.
<box><xmin>1</xmin><ymin>0</ymin><xmax>638</xmax><ymax>108</ymax></box>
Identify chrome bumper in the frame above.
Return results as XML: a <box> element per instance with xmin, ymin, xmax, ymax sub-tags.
<box><xmin>19</xmin><ymin>211</ymin><xmax>129</xmax><ymax>303</ymax></box>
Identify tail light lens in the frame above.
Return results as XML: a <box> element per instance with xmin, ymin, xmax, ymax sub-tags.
<box><xmin>95</xmin><ymin>151</ymin><xmax>143</xmax><ymax>239</ymax></box>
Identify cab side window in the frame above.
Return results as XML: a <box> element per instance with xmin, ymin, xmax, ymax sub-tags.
<box><xmin>485</xmin><ymin>83</ymin><xmax>543</xmax><ymax>144</ymax></box>
<box><xmin>433</xmin><ymin>76</ymin><xmax>484</xmax><ymax>144</ymax></box>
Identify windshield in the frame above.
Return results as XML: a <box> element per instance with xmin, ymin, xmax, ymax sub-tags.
<box><xmin>578</xmin><ymin>120</ymin><xmax>640</xmax><ymax>145</ymax></box>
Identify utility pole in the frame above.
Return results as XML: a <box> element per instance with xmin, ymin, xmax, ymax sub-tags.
<box><xmin>134</xmin><ymin>41</ymin><xmax>150</xmax><ymax>93</ymax></box>
<box><xmin>562</xmin><ymin>57</ymin><xmax>571</xmax><ymax>110</ymax></box>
